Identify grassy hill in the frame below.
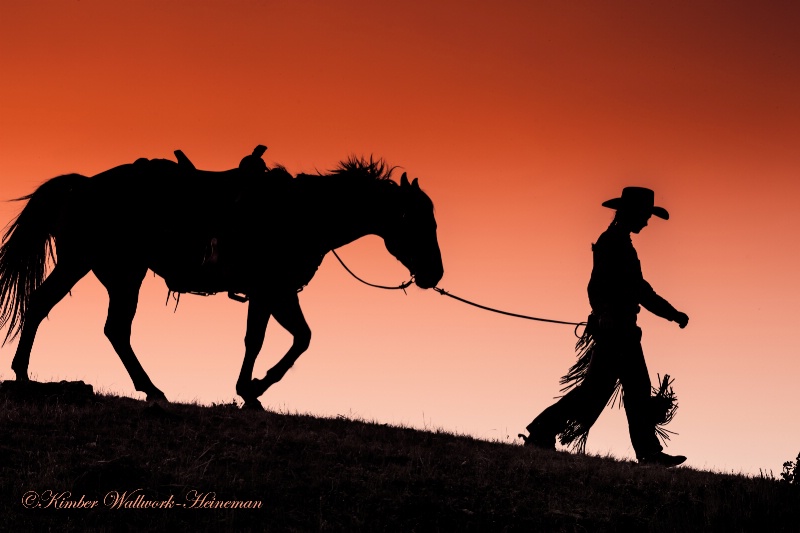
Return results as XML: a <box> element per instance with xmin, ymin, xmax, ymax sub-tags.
<box><xmin>0</xmin><ymin>381</ymin><xmax>797</xmax><ymax>532</ymax></box>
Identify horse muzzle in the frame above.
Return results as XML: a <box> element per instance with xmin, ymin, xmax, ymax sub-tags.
<box><xmin>413</xmin><ymin>266</ymin><xmax>443</xmax><ymax>290</ymax></box>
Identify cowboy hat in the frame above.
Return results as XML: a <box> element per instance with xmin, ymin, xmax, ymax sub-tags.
<box><xmin>602</xmin><ymin>187</ymin><xmax>669</xmax><ymax>220</ymax></box>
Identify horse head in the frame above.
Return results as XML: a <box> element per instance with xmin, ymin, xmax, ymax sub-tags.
<box><xmin>383</xmin><ymin>173</ymin><xmax>444</xmax><ymax>289</ymax></box>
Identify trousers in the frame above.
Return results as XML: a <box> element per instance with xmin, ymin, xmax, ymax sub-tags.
<box><xmin>527</xmin><ymin>323</ymin><xmax>662</xmax><ymax>458</ymax></box>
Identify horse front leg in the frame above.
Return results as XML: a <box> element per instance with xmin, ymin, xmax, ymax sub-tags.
<box><xmin>236</xmin><ymin>296</ymin><xmax>271</xmax><ymax>409</ymax></box>
<box><xmin>247</xmin><ymin>291</ymin><xmax>311</xmax><ymax>406</ymax></box>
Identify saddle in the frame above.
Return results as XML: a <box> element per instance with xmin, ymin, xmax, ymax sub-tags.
<box><xmin>161</xmin><ymin>144</ymin><xmax>288</xmax><ymax>302</ymax></box>
<box><xmin>174</xmin><ymin>143</ymin><xmax>267</xmax><ymax>174</ymax></box>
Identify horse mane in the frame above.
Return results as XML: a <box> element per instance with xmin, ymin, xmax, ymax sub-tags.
<box><xmin>331</xmin><ymin>155</ymin><xmax>397</xmax><ymax>181</ymax></box>
<box><xmin>295</xmin><ymin>155</ymin><xmax>398</xmax><ymax>184</ymax></box>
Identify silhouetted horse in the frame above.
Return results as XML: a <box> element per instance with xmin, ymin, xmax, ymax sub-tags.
<box><xmin>0</xmin><ymin>151</ymin><xmax>443</xmax><ymax>408</ymax></box>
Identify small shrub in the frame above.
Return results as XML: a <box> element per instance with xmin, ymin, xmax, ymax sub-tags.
<box><xmin>780</xmin><ymin>452</ymin><xmax>800</xmax><ymax>485</ymax></box>
<box><xmin>211</xmin><ymin>398</ymin><xmax>241</xmax><ymax>409</ymax></box>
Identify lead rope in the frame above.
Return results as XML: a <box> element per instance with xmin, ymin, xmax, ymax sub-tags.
<box><xmin>331</xmin><ymin>249</ymin><xmax>587</xmax><ymax>337</ymax></box>
<box><xmin>432</xmin><ymin>287</ymin><xmax>587</xmax><ymax>338</ymax></box>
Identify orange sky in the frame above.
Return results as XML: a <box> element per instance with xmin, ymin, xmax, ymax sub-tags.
<box><xmin>1</xmin><ymin>2</ymin><xmax>799</xmax><ymax>477</ymax></box>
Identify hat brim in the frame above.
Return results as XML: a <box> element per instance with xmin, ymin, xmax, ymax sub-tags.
<box><xmin>602</xmin><ymin>198</ymin><xmax>669</xmax><ymax>220</ymax></box>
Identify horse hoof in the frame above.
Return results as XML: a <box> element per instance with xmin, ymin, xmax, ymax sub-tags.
<box><xmin>147</xmin><ymin>390</ymin><xmax>168</xmax><ymax>403</ymax></box>
<box><xmin>242</xmin><ymin>399</ymin><xmax>264</xmax><ymax>411</ymax></box>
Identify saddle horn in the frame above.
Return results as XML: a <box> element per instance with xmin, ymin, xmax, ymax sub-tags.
<box><xmin>239</xmin><ymin>145</ymin><xmax>269</xmax><ymax>173</ymax></box>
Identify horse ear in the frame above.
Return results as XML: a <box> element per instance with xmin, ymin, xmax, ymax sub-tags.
<box><xmin>412</xmin><ymin>178</ymin><xmax>419</xmax><ymax>188</ymax></box>
<box><xmin>400</xmin><ymin>172</ymin><xmax>410</xmax><ymax>187</ymax></box>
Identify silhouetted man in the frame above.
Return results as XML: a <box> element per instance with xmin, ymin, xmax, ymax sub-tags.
<box><xmin>521</xmin><ymin>187</ymin><xmax>689</xmax><ymax>467</ymax></box>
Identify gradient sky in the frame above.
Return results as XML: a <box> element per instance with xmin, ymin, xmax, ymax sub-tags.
<box><xmin>1</xmin><ymin>1</ymin><xmax>799</xmax><ymax>477</ymax></box>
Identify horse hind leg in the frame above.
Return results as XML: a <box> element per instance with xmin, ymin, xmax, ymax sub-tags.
<box><xmin>94</xmin><ymin>265</ymin><xmax>167</xmax><ymax>402</ymax></box>
<box><xmin>11</xmin><ymin>261</ymin><xmax>91</xmax><ymax>380</ymax></box>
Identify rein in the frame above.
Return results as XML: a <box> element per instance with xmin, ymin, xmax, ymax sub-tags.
<box><xmin>331</xmin><ymin>249</ymin><xmax>414</xmax><ymax>292</ymax></box>
<box><xmin>331</xmin><ymin>249</ymin><xmax>587</xmax><ymax>337</ymax></box>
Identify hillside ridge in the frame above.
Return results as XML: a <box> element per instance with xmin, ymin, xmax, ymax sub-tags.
<box><xmin>0</xmin><ymin>381</ymin><xmax>798</xmax><ymax>532</ymax></box>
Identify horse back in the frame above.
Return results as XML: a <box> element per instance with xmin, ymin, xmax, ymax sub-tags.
<box><xmin>60</xmin><ymin>158</ymin><xmax>308</xmax><ymax>293</ymax></box>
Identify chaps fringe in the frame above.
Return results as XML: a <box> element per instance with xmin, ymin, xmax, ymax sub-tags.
<box><xmin>555</xmin><ymin>314</ymin><xmax>609</xmax><ymax>453</ymax></box>
<box><xmin>554</xmin><ymin>314</ymin><xmax>679</xmax><ymax>452</ymax></box>
<box><xmin>651</xmin><ymin>374</ymin><xmax>679</xmax><ymax>445</ymax></box>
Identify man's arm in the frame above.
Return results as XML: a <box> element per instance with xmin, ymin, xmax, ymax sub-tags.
<box><xmin>640</xmin><ymin>280</ymin><xmax>689</xmax><ymax>328</ymax></box>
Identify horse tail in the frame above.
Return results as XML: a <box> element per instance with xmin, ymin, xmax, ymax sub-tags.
<box><xmin>0</xmin><ymin>174</ymin><xmax>89</xmax><ymax>343</ymax></box>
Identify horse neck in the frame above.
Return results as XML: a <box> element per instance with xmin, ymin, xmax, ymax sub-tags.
<box><xmin>313</xmin><ymin>180</ymin><xmax>401</xmax><ymax>251</ymax></box>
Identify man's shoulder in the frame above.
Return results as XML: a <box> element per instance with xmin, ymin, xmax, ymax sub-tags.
<box><xmin>596</xmin><ymin>226</ymin><xmax>629</xmax><ymax>245</ymax></box>
<box><xmin>593</xmin><ymin>226</ymin><xmax>635</xmax><ymax>257</ymax></box>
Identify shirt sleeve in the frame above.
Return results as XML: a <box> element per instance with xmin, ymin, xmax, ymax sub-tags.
<box><xmin>639</xmin><ymin>280</ymin><xmax>680</xmax><ymax>321</ymax></box>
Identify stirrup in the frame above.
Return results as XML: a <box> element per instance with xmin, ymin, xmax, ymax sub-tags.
<box><xmin>228</xmin><ymin>292</ymin><xmax>249</xmax><ymax>303</ymax></box>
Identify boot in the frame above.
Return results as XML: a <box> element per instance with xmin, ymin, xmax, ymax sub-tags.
<box><xmin>519</xmin><ymin>420</ymin><xmax>557</xmax><ymax>451</ymax></box>
<box><xmin>638</xmin><ymin>451</ymin><xmax>686</xmax><ymax>467</ymax></box>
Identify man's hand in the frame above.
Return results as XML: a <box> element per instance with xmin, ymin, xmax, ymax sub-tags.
<box><xmin>674</xmin><ymin>312</ymin><xmax>689</xmax><ymax>329</ymax></box>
